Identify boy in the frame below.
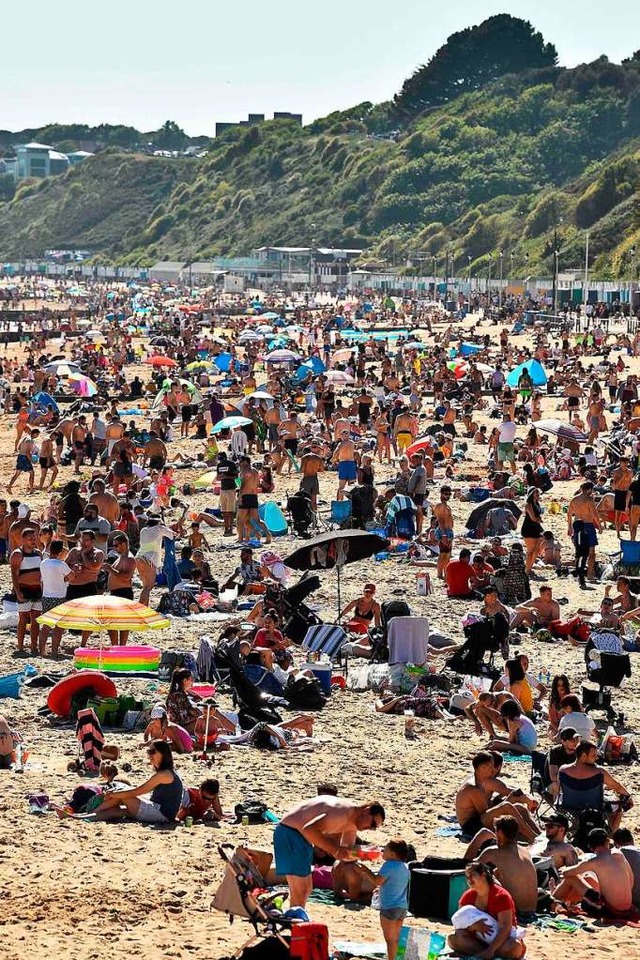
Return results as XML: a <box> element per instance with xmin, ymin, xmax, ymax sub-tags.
<box><xmin>177</xmin><ymin>778</ymin><xmax>223</xmax><ymax>823</ymax></box>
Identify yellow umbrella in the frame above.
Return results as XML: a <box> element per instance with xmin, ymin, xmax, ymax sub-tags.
<box><xmin>37</xmin><ymin>595</ymin><xmax>170</xmax><ymax>632</ymax></box>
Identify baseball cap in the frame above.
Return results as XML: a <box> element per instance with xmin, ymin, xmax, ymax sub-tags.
<box><xmin>559</xmin><ymin>726</ymin><xmax>578</xmax><ymax>741</ymax></box>
<box><xmin>544</xmin><ymin>813</ymin><xmax>569</xmax><ymax>829</ymax></box>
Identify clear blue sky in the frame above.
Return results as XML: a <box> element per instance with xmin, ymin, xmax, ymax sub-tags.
<box><xmin>3</xmin><ymin>0</ymin><xmax>639</xmax><ymax>135</ymax></box>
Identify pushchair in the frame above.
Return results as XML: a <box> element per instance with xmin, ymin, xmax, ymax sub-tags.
<box><xmin>446</xmin><ymin>614</ymin><xmax>508</xmax><ymax>679</ymax></box>
<box><xmin>286</xmin><ymin>490</ymin><xmax>314</xmax><ymax>537</ymax></box>
<box><xmin>213</xmin><ymin>844</ymin><xmax>291</xmax><ymax>959</ymax></box>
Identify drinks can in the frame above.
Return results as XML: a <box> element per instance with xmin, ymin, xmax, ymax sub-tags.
<box><xmin>185</xmin><ymin>816</ymin><xmax>193</xmax><ymax>828</ymax></box>
<box><xmin>242</xmin><ymin>814</ymin><xmax>249</xmax><ymax>826</ymax></box>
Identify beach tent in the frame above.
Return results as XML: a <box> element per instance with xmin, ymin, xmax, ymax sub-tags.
<box><xmin>506</xmin><ymin>359</ymin><xmax>547</xmax><ymax>388</ymax></box>
<box><xmin>459</xmin><ymin>342</ymin><xmax>483</xmax><ymax>357</ymax></box>
<box><xmin>259</xmin><ymin>502</ymin><xmax>288</xmax><ymax>536</ymax></box>
<box><xmin>31</xmin><ymin>392</ymin><xmax>59</xmax><ymax>413</ymax></box>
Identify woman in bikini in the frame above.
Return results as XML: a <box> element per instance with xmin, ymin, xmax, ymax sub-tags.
<box><xmin>340</xmin><ymin>583</ymin><xmax>381</xmax><ymax>634</ymax></box>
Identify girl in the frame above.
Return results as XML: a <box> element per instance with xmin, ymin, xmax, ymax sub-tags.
<box><xmin>449</xmin><ymin>862</ymin><xmax>525</xmax><ymax>959</ymax></box>
<box><xmin>166</xmin><ymin>668</ymin><xmax>203</xmax><ymax>735</ymax></box>
<box><xmin>548</xmin><ymin>675</ymin><xmax>570</xmax><ymax>734</ymax></box>
<box><xmin>143</xmin><ymin>704</ymin><xmax>194</xmax><ymax>754</ymax></box>
<box><xmin>377</xmin><ymin>839</ymin><xmax>411</xmax><ymax>960</ymax></box>
<box><xmin>521</xmin><ymin>487</ymin><xmax>543</xmax><ymax>574</ymax></box>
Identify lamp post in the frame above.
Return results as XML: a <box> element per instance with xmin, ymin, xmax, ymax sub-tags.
<box><xmin>630</xmin><ymin>246</ymin><xmax>636</xmax><ymax>321</ymax></box>
<box><xmin>551</xmin><ymin>218</ymin><xmax>563</xmax><ymax>317</ymax></box>
<box><xmin>498</xmin><ymin>250</ymin><xmax>504</xmax><ymax>309</ymax></box>
<box><xmin>487</xmin><ymin>254</ymin><xmax>493</xmax><ymax>305</ymax></box>
<box><xmin>509</xmin><ymin>252</ymin><xmax>514</xmax><ymax>293</ymax></box>
<box><xmin>432</xmin><ymin>255</ymin><xmax>437</xmax><ymax>298</ymax></box>
<box><xmin>467</xmin><ymin>255</ymin><xmax>472</xmax><ymax>291</ymax></box>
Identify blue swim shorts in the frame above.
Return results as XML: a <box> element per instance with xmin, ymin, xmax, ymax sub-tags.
<box><xmin>574</xmin><ymin>521</ymin><xmax>598</xmax><ymax>548</ymax></box>
<box><xmin>338</xmin><ymin>460</ymin><xmax>357</xmax><ymax>482</ymax></box>
<box><xmin>274</xmin><ymin>823</ymin><xmax>314</xmax><ymax>877</ymax></box>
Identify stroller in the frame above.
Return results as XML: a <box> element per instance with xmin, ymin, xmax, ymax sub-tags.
<box><xmin>286</xmin><ymin>490</ymin><xmax>314</xmax><ymax>537</ymax></box>
<box><xmin>446</xmin><ymin>614</ymin><xmax>508</xmax><ymax>679</ymax></box>
<box><xmin>279</xmin><ymin>574</ymin><xmax>323</xmax><ymax>644</ymax></box>
<box><xmin>213</xmin><ymin>844</ymin><xmax>291</xmax><ymax>959</ymax></box>
<box><xmin>214</xmin><ymin>644</ymin><xmax>287</xmax><ymax>729</ymax></box>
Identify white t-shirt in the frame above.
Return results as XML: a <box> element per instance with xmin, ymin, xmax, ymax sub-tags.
<box><xmin>40</xmin><ymin>558</ymin><xmax>71</xmax><ymax>599</ymax></box>
<box><xmin>558</xmin><ymin>711</ymin><xmax>597</xmax><ymax>742</ymax></box>
<box><xmin>137</xmin><ymin>523</ymin><xmax>174</xmax><ymax>567</ymax></box>
<box><xmin>498</xmin><ymin>421</ymin><xmax>517</xmax><ymax>443</ymax></box>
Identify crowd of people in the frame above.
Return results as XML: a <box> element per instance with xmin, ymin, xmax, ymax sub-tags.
<box><xmin>2</xmin><ymin>277</ymin><xmax>640</xmax><ymax>956</ymax></box>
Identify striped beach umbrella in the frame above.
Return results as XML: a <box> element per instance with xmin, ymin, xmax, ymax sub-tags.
<box><xmin>37</xmin><ymin>595</ymin><xmax>170</xmax><ymax>632</ymax></box>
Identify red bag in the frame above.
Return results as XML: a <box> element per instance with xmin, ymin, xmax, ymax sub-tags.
<box><xmin>289</xmin><ymin>923</ymin><xmax>329</xmax><ymax>960</ymax></box>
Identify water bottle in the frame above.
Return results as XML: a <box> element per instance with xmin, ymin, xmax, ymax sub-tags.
<box><xmin>370</xmin><ymin>887</ymin><xmax>381</xmax><ymax>910</ymax></box>
<box><xmin>427</xmin><ymin>932</ymin><xmax>446</xmax><ymax>960</ymax></box>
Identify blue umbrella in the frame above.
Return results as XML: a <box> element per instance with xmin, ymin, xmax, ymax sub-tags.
<box><xmin>210</xmin><ymin>416</ymin><xmax>253</xmax><ymax>434</ymax></box>
<box><xmin>213</xmin><ymin>352</ymin><xmax>232</xmax><ymax>372</ymax></box>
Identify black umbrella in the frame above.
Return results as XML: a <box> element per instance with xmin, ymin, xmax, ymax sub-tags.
<box><xmin>283</xmin><ymin>529</ymin><xmax>389</xmax><ymax>620</ymax></box>
<box><xmin>466</xmin><ymin>498</ymin><xmax>521</xmax><ymax>533</ymax></box>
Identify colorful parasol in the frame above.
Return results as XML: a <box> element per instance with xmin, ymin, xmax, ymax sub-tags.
<box><xmin>37</xmin><ymin>595</ymin><xmax>170</xmax><ymax>632</ymax></box>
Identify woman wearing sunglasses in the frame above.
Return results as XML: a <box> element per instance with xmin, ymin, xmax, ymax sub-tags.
<box><xmin>93</xmin><ymin>739</ymin><xmax>184</xmax><ymax>824</ymax></box>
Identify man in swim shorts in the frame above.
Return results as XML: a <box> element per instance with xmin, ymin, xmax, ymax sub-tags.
<box><xmin>333</xmin><ymin>431</ymin><xmax>356</xmax><ymax>501</ymax></box>
<box><xmin>274</xmin><ymin>795</ymin><xmax>385</xmax><ymax>908</ymax></box>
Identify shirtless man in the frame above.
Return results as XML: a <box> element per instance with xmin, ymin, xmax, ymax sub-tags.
<box><xmin>564</xmin><ymin>379</ymin><xmax>584</xmax><ymax>423</ymax></box>
<box><xmin>71</xmin><ymin>416</ymin><xmax>88</xmax><ymax>474</ymax></box>
<box><xmin>299</xmin><ymin>442</ymin><xmax>325</xmax><ymax>511</ymax></box>
<box><xmin>463</xmin><ymin>815</ymin><xmax>538</xmax><ymax>914</ymax></box>
<box><xmin>455</xmin><ymin>751</ymin><xmax>541</xmax><ymax>844</ymax></box>
<box><xmin>553</xmin><ymin>828</ymin><xmax>635</xmax><ymax>917</ymax></box>
<box><xmin>105</xmin><ymin>532</ymin><xmax>136</xmax><ymax>645</ymax></box>
<box><xmin>612</xmin><ymin>457</ymin><xmax>633</xmax><ymax>538</ymax></box>
<box><xmin>237</xmin><ymin>458</ymin><xmax>271</xmax><ymax>545</ymax></box>
<box><xmin>279</xmin><ymin>412</ymin><xmax>301</xmax><ymax>475</ymax></box>
<box><xmin>331</xmin><ymin>403</ymin><xmax>351</xmax><ymax>441</ymax></box>
<box><xmin>333</xmin><ymin>431</ymin><xmax>356</xmax><ymax>501</ymax></box>
<box><xmin>143</xmin><ymin>431</ymin><xmax>168</xmax><ymax>472</ymax></box>
<box><xmin>105</xmin><ymin>415</ymin><xmax>125</xmax><ymax>462</ymax></box>
<box><xmin>274</xmin><ymin>795</ymin><xmax>385</xmax><ymax>908</ymax></box>
<box><xmin>566</xmin><ymin>481</ymin><xmax>602</xmax><ymax>582</ymax></box>
<box><xmin>263</xmin><ymin>403</ymin><xmax>281</xmax><ymax>451</ymax></box>
<box><xmin>433</xmin><ymin>485</ymin><xmax>454</xmax><ymax>578</ymax></box>
<box><xmin>7</xmin><ymin>430</ymin><xmax>38</xmax><ymax>494</ymax></box>
<box><xmin>9</xmin><ymin>504</ymin><xmax>41</xmax><ymax>554</ymax></box>
<box><xmin>89</xmin><ymin>477</ymin><xmax>120</xmax><ymax>528</ymax></box>
<box><xmin>393</xmin><ymin>407</ymin><xmax>417</xmax><ymax>456</ymax></box>
<box><xmin>510</xmin><ymin>585</ymin><xmax>560</xmax><ymax>629</ymax></box>
<box><xmin>534</xmin><ymin>814</ymin><xmax>579</xmax><ymax>870</ymax></box>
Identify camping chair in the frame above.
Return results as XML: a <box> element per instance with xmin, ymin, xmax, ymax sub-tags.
<box><xmin>301</xmin><ymin>624</ymin><xmax>348</xmax><ymax>677</ymax></box>
<box><xmin>557</xmin><ymin>769</ymin><xmax>609</xmax><ymax>851</ymax></box>
<box><xmin>529</xmin><ymin>750</ymin><xmax>554</xmax><ymax>819</ymax></box>
<box><xmin>213</xmin><ymin>844</ymin><xmax>291</xmax><ymax>958</ymax></box>
<box><xmin>329</xmin><ymin>499</ymin><xmax>352</xmax><ymax>529</ymax></box>
<box><xmin>582</xmin><ymin>650</ymin><xmax>631</xmax><ymax>724</ymax></box>
<box><xmin>608</xmin><ymin>539</ymin><xmax>640</xmax><ymax>580</ymax></box>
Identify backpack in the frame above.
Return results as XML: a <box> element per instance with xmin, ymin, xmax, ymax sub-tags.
<box><xmin>158</xmin><ymin>650</ymin><xmax>197</xmax><ymax>681</ymax></box>
<box><xmin>284</xmin><ymin>675</ymin><xmax>326</xmax><ymax>710</ymax></box>
<box><xmin>572</xmin><ymin>807</ymin><xmax>609</xmax><ymax>852</ymax></box>
<box><xmin>234</xmin><ymin>799</ymin><xmax>268</xmax><ymax>824</ymax></box>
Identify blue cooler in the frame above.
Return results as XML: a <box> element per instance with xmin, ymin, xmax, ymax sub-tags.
<box><xmin>304</xmin><ymin>661</ymin><xmax>332</xmax><ymax>696</ymax></box>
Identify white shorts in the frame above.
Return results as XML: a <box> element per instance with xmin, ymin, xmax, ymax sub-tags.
<box><xmin>18</xmin><ymin>597</ymin><xmax>42</xmax><ymax>614</ymax></box>
<box><xmin>136</xmin><ymin>799</ymin><xmax>168</xmax><ymax>823</ymax></box>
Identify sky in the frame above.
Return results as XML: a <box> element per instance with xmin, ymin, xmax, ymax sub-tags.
<box><xmin>2</xmin><ymin>0</ymin><xmax>639</xmax><ymax>136</ymax></box>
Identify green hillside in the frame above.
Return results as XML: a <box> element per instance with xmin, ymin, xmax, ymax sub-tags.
<box><xmin>0</xmin><ymin>17</ymin><xmax>639</xmax><ymax>277</ymax></box>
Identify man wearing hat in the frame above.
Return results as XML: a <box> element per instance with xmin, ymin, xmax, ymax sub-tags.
<box><xmin>540</xmin><ymin>813</ymin><xmax>579</xmax><ymax>868</ymax></box>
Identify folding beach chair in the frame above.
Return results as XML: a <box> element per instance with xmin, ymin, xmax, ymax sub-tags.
<box><xmin>329</xmin><ymin>499</ymin><xmax>352</xmax><ymax>529</ymax></box>
<box><xmin>302</xmin><ymin>623</ymin><xmax>347</xmax><ymax>662</ymax></box>
<box><xmin>529</xmin><ymin>750</ymin><xmax>554</xmax><ymax>819</ymax></box>
<box><xmin>608</xmin><ymin>539</ymin><xmax>640</xmax><ymax>580</ymax></box>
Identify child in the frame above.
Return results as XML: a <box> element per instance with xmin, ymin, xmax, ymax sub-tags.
<box><xmin>188</xmin><ymin>522</ymin><xmax>209</xmax><ymax>552</ymax></box>
<box><xmin>177</xmin><ymin>778</ymin><xmax>224</xmax><ymax>823</ymax></box>
<box><xmin>143</xmin><ymin>704</ymin><xmax>194</xmax><ymax>754</ymax></box>
<box><xmin>377</xmin><ymin>839</ymin><xmax>411</xmax><ymax>960</ymax></box>
<box><xmin>0</xmin><ymin>715</ymin><xmax>21</xmax><ymax>769</ymax></box>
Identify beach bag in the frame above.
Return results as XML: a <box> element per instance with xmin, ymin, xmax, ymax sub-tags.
<box><xmin>158</xmin><ymin>650</ymin><xmax>197</xmax><ymax>681</ymax></box>
<box><xmin>284</xmin><ymin>674</ymin><xmax>326</xmax><ymax>710</ymax></box>
<box><xmin>234</xmin><ymin>799</ymin><xmax>268</xmax><ymax>824</ymax></box>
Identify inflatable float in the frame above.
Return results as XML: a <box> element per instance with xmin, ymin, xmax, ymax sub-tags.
<box><xmin>47</xmin><ymin>670</ymin><xmax>118</xmax><ymax>717</ymax></box>
<box><xmin>73</xmin><ymin>645</ymin><xmax>161</xmax><ymax>673</ymax></box>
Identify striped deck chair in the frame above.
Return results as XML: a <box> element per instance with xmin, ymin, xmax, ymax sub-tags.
<box><xmin>302</xmin><ymin>624</ymin><xmax>347</xmax><ymax>663</ymax></box>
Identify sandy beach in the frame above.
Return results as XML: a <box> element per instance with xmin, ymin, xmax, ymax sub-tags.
<box><xmin>0</xmin><ymin>308</ymin><xmax>639</xmax><ymax>960</ymax></box>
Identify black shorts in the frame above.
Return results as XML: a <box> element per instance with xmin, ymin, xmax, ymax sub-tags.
<box><xmin>614</xmin><ymin>490</ymin><xmax>627</xmax><ymax>512</ymax></box>
<box><xmin>240</xmin><ymin>494</ymin><xmax>259</xmax><ymax>510</ymax></box>
<box><xmin>461</xmin><ymin>815</ymin><xmax>484</xmax><ymax>837</ymax></box>
<box><xmin>110</xmin><ymin>587</ymin><xmax>134</xmax><ymax>600</ymax></box>
<box><xmin>66</xmin><ymin>581</ymin><xmax>98</xmax><ymax>601</ymax></box>
<box><xmin>568</xmin><ymin>397</ymin><xmax>579</xmax><ymax>408</ymax></box>
<box><xmin>413</xmin><ymin>493</ymin><xmax>426</xmax><ymax>506</ymax></box>
<box><xmin>149</xmin><ymin>455</ymin><xmax>166</xmax><ymax>471</ymax></box>
<box><xmin>181</xmin><ymin>405</ymin><xmax>192</xmax><ymax>422</ymax></box>
<box><xmin>284</xmin><ymin>439</ymin><xmax>299</xmax><ymax>454</ymax></box>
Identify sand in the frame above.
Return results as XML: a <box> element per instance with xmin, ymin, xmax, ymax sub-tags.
<box><xmin>0</xmin><ymin>309</ymin><xmax>639</xmax><ymax>960</ymax></box>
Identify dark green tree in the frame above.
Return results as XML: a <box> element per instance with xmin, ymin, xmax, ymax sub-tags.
<box><xmin>154</xmin><ymin>121</ymin><xmax>188</xmax><ymax>151</ymax></box>
<box><xmin>395</xmin><ymin>15</ymin><xmax>558</xmax><ymax>114</ymax></box>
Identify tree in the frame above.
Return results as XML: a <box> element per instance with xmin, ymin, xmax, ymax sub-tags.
<box><xmin>395</xmin><ymin>15</ymin><xmax>558</xmax><ymax>115</ymax></box>
<box><xmin>154</xmin><ymin>121</ymin><xmax>188</xmax><ymax>151</ymax></box>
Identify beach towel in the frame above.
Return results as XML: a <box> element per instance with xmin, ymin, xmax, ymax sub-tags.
<box><xmin>75</xmin><ymin>707</ymin><xmax>105</xmax><ymax>772</ymax></box>
<box><xmin>387</xmin><ymin>617</ymin><xmax>429</xmax><ymax>665</ymax></box>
